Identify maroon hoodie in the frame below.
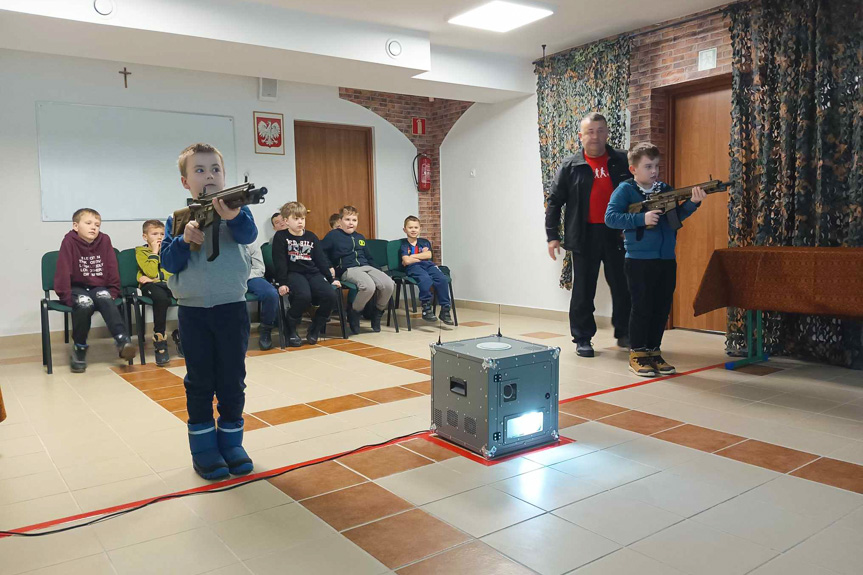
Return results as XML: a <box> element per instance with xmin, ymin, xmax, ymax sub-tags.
<box><xmin>54</xmin><ymin>230</ymin><xmax>121</xmax><ymax>306</ymax></box>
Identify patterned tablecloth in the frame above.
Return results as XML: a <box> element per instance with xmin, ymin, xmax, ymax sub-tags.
<box><xmin>694</xmin><ymin>247</ymin><xmax>863</xmax><ymax>319</ymax></box>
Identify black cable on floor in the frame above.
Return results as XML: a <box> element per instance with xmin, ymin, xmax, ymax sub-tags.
<box><xmin>0</xmin><ymin>430</ymin><xmax>428</xmax><ymax>538</ymax></box>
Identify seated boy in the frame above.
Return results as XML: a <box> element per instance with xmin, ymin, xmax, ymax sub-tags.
<box><xmin>266</xmin><ymin>211</ymin><xmax>287</xmax><ymax>243</ymax></box>
<box><xmin>54</xmin><ymin>208</ymin><xmax>136</xmax><ymax>373</ymax></box>
<box><xmin>329</xmin><ymin>212</ymin><xmax>340</xmax><ymax>230</ymax></box>
<box><xmin>605</xmin><ymin>142</ymin><xmax>706</xmax><ymax>377</ymax></box>
<box><xmin>246</xmin><ymin>243</ymin><xmax>280</xmax><ymax>350</ymax></box>
<box><xmin>399</xmin><ymin>216</ymin><xmax>453</xmax><ymax>325</ymax></box>
<box><xmin>272</xmin><ymin>202</ymin><xmax>340</xmax><ymax>346</ymax></box>
<box><xmin>321</xmin><ymin>205</ymin><xmax>394</xmax><ymax>334</ymax></box>
<box><xmin>161</xmin><ymin>143</ymin><xmax>256</xmax><ymax>480</ymax></box>
<box><xmin>136</xmin><ymin>219</ymin><xmax>176</xmax><ymax>365</ymax></box>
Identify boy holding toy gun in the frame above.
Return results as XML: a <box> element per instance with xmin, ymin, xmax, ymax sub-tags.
<box><xmin>161</xmin><ymin>143</ymin><xmax>267</xmax><ymax>480</ymax></box>
<box><xmin>605</xmin><ymin>142</ymin><xmax>719</xmax><ymax>378</ymax></box>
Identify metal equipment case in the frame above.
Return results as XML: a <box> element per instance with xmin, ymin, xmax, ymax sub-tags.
<box><xmin>430</xmin><ymin>335</ymin><xmax>560</xmax><ymax>459</ymax></box>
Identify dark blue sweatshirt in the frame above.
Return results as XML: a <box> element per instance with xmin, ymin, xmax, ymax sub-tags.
<box><xmin>605</xmin><ymin>179</ymin><xmax>699</xmax><ymax>260</ymax></box>
<box><xmin>320</xmin><ymin>229</ymin><xmax>375</xmax><ymax>276</ymax></box>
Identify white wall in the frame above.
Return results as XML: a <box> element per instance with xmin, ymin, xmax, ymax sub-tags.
<box><xmin>440</xmin><ymin>94</ymin><xmax>613</xmax><ymax>319</ymax></box>
<box><xmin>0</xmin><ymin>49</ymin><xmax>417</xmax><ymax>337</ymax></box>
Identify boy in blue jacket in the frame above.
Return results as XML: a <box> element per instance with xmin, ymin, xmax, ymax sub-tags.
<box><xmin>320</xmin><ymin>205</ymin><xmax>394</xmax><ymax>334</ymax></box>
<box><xmin>161</xmin><ymin>143</ymin><xmax>256</xmax><ymax>480</ymax></box>
<box><xmin>605</xmin><ymin>142</ymin><xmax>706</xmax><ymax>377</ymax></box>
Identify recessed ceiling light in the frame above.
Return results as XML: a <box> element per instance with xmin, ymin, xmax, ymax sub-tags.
<box><xmin>448</xmin><ymin>1</ymin><xmax>553</xmax><ymax>33</ymax></box>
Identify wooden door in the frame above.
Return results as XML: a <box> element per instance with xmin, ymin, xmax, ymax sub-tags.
<box><xmin>294</xmin><ymin>121</ymin><xmax>375</xmax><ymax>238</ymax></box>
<box><xmin>670</xmin><ymin>81</ymin><xmax>731</xmax><ymax>331</ymax></box>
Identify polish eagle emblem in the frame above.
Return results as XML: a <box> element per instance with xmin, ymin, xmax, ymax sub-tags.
<box><xmin>257</xmin><ymin>119</ymin><xmax>282</xmax><ymax>147</ymax></box>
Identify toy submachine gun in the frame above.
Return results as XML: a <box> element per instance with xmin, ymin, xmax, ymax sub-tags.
<box><xmin>627</xmin><ymin>178</ymin><xmax>732</xmax><ymax>238</ymax></box>
<box><xmin>172</xmin><ymin>181</ymin><xmax>268</xmax><ymax>261</ymax></box>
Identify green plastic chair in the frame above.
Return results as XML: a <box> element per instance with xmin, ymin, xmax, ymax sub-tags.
<box><xmin>41</xmin><ymin>249</ymin><xmax>130</xmax><ymax>374</ymax></box>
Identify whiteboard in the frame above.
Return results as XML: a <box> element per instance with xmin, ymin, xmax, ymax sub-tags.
<box><xmin>37</xmin><ymin>102</ymin><xmax>237</xmax><ymax>222</ymax></box>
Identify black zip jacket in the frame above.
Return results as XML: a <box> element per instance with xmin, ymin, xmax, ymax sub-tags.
<box><xmin>544</xmin><ymin>145</ymin><xmax>630</xmax><ymax>254</ymax></box>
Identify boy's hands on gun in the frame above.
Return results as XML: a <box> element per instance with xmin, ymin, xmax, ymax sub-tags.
<box><xmin>184</xmin><ymin>221</ymin><xmax>205</xmax><ymax>246</ymax></box>
<box><xmin>690</xmin><ymin>186</ymin><xmax>706</xmax><ymax>204</ymax></box>
<box><xmin>645</xmin><ymin>211</ymin><xmax>662</xmax><ymax>226</ymax></box>
<box><xmin>213</xmin><ymin>198</ymin><xmax>240</xmax><ymax>220</ymax></box>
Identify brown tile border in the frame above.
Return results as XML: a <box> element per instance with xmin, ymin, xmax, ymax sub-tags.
<box><xmin>401</xmin><ymin>381</ymin><xmax>431</xmax><ymax>395</ymax></box>
<box><xmin>558</xmin><ymin>412</ymin><xmax>588</xmax><ymax>428</ymax></box>
<box><xmin>308</xmin><ymin>395</ymin><xmax>377</xmax><ymax>414</ymax></box>
<box><xmin>520</xmin><ymin>332</ymin><xmax>566</xmax><ymax>339</ymax></box>
<box><xmin>600</xmin><ymin>410</ymin><xmax>683</xmax><ymax>435</ymax></box>
<box><xmin>459</xmin><ymin>321</ymin><xmax>493</xmax><ymax>327</ymax></box>
<box><xmin>339</xmin><ymin>445</ymin><xmax>434</xmax><ymax>480</ymax></box>
<box><xmin>269</xmin><ymin>461</ymin><xmax>367</xmax><ymax>500</ymax></box>
<box><xmin>791</xmin><ymin>458</ymin><xmax>863</xmax><ymax>494</ymax></box>
<box><xmin>653</xmin><ymin>424</ymin><xmax>747</xmax><ymax>453</ymax></box>
<box><xmin>399</xmin><ymin>438</ymin><xmax>459</xmax><ymax>461</ymax></box>
<box><xmin>344</xmin><ymin>508</ymin><xmax>471</xmax><ymax>569</ymax></box>
<box><xmin>715</xmin><ymin>439</ymin><xmax>820</xmax><ymax>474</ymax></box>
<box><xmin>358</xmin><ymin>387</ymin><xmax>425</xmax><ymax>404</ymax></box>
<box><xmin>391</xmin><ymin>359</ymin><xmax>432</xmax><ymax>370</ymax></box>
<box><xmin>396</xmin><ymin>540</ymin><xmax>534</xmax><ymax>575</ymax></box>
<box><xmin>300</xmin><ymin>482</ymin><xmax>413</xmax><ymax>531</ymax></box>
<box><xmin>559</xmin><ymin>398</ymin><xmax>629</xmax><ymax>420</ymax></box>
<box><xmin>255</xmin><ymin>404</ymin><xmax>325</xmax><ymax>425</ymax></box>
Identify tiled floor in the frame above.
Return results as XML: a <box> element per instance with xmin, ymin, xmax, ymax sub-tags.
<box><xmin>1</xmin><ymin>307</ymin><xmax>862</xmax><ymax>574</ymax></box>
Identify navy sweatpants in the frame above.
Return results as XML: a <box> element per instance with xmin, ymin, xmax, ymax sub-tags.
<box><xmin>178</xmin><ymin>302</ymin><xmax>249</xmax><ymax>424</ymax></box>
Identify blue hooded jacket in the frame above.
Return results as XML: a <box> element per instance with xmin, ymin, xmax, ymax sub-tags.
<box><xmin>605</xmin><ymin>179</ymin><xmax>699</xmax><ymax>260</ymax></box>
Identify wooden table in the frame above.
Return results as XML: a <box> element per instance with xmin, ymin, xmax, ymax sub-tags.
<box><xmin>694</xmin><ymin>246</ymin><xmax>863</xmax><ymax>368</ymax></box>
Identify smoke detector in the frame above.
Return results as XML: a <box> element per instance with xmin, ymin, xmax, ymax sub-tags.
<box><xmin>386</xmin><ymin>39</ymin><xmax>402</xmax><ymax>59</ymax></box>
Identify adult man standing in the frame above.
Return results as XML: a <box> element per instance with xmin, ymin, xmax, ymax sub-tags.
<box><xmin>546</xmin><ymin>112</ymin><xmax>631</xmax><ymax>357</ymax></box>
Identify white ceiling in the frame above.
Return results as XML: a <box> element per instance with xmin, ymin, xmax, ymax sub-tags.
<box><xmin>248</xmin><ymin>0</ymin><xmax>730</xmax><ymax>58</ymax></box>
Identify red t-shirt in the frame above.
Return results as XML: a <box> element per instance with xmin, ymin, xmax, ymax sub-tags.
<box><xmin>585</xmin><ymin>152</ymin><xmax>614</xmax><ymax>223</ymax></box>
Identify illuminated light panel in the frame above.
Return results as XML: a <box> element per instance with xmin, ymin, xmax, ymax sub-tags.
<box><xmin>507</xmin><ymin>411</ymin><xmax>544</xmax><ymax>439</ymax></box>
<box><xmin>448</xmin><ymin>1</ymin><xmax>554</xmax><ymax>33</ymax></box>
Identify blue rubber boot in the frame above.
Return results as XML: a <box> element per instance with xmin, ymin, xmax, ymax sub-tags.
<box><xmin>217</xmin><ymin>418</ymin><xmax>254</xmax><ymax>476</ymax></box>
<box><xmin>188</xmin><ymin>421</ymin><xmax>230</xmax><ymax>480</ymax></box>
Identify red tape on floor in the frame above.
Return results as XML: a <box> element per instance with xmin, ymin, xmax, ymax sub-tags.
<box><xmin>2</xmin><ymin>361</ymin><xmax>724</xmax><ymax>537</ymax></box>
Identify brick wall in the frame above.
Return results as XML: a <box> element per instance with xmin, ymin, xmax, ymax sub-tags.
<box><xmin>627</xmin><ymin>7</ymin><xmax>733</xmax><ymax>180</ymax></box>
<box><xmin>338</xmin><ymin>88</ymin><xmax>473</xmax><ymax>262</ymax></box>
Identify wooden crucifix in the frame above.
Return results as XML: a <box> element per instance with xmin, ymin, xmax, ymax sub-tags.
<box><xmin>119</xmin><ymin>67</ymin><xmax>131</xmax><ymax>88</ymax></box>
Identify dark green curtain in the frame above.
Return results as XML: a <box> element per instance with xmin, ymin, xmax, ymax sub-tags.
<box><xmin>727</xmin><ymin>0</ymin><xmax>863</xmax><ymax>367</ymax></box>
<box><xmin>535</xmin><ymin>37</ymin><xmax>631</xmax><ymax>289</ymax></box>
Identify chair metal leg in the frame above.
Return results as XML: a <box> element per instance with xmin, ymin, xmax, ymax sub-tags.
<box><xmin>121</xmin><ymin>301</ymin><xmax>133</xmax><ymax>365</ymax></box>
<box><xmin>40</xmin><ymin>302</ymin><xmax>48</xmax><ymax>368</ymax></box>
<box><xmin>335</xmin><ymin>288</ymin><xmax>348</xmax><ymax>339</ymax></box>
<box><xmin>402</xmin><ymin>282</ymin><xmax>412</xmax><ymax>331</ymax></box>
<box><xmin>388</xmin><ymin>280</ymin><xmax>399</xmax><ymax>328</ymax></box>
<box><xmin>277</xmin><ymin>295</ymin><xmax>287</xmax><ymax>349</ymax></box>
<box><xmin>64</xmin><ymin>312</ymin><xmax>69</xmax><ymax>343</ymax></box>
<box><xmin>390</xmin><ymin>297</ymin><xmax>399</xmax><ymax>333</ymax></box>
<box><xmin>45</xmin><ymin>305</ymin><xmax>53</xmax><ymax>375</ymax></box>
<box><xmin>410</xmin><ymin>284</ymin><xmax>417</xmax><ymax>312</ymax></box>
<box><xmin>449</xmin><ymin>282</ymin><xmax>458</xmax><ymax>326</ymax></box>
<box><xmin>135</xmin><ymin>299</ymin><xmax>146</xmax><ymax>365</ymax></box>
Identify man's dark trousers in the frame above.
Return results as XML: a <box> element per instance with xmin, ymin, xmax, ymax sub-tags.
<box><xmin>569</xmin><ymin>224</ymin><xmax>630</xmax><ymax>343</ymax></box>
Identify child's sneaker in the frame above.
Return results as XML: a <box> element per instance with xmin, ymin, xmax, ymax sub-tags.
<box><xmin>629</xmin><ymin>350</ymin><xmax>656</xmax><ymax>377</ymax></box>
<box><xmin>438</xmin><ymin>306</ymin><xmax>454</xmax><ymax>326</ymax></box>
<box><xmin>650</xmin><ymin>349</ymin><xmax>676</xmax><ymax>375</ymax></box>
<box><xmin>115</xmin><ymin>334</ymin><xmax>137</xmax><ymax>361</ymax></box>
<box><xmin>347</xmin><ymin>307</ymin><xmax>361</xmax><ymax>334</ymax></box>
<box><xmin>153</xmin><ymin>333</ymin><xmax>170</xmax><ymax>366</ymax></box>
<box><xmin>70</xmin><ymin>343</ymin><xmax>88</xmax><ymax>373</ymax></box>
<box><xmin>370</xmin><ymin>308</ymin><xmax>384</xmax><ymax>333</ymax></box>
<box><xmin>172</xmin><ymin>329</ymin><xmax>184</xmax><ymax>357</ymax></box>
<box><xmin>421</xmin><ymin>302</ymin><xmax>436</xmax><ymax>322</ymax></box>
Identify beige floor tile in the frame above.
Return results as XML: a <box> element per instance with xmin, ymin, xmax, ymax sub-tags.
<box><xmin>213</xmin><ymin>503</ymin><xmax>335</xmax><ymax>560</ymax></box>
<box><xmin>182</xmin><ymin>481</ymin><xmax>292</xmax><ymax>524</ymax></box>
<box><xmin>59</xmin><ymin>455</ymin><xmax>156</xmax><ymax>491</ymax></box>
<box><xmin>552</xmin><ymin>451</ymin><xmax>661</xmax><ymax>490</ymax></box>
<box><xmin>0</xmin><ymin>492</ymin><xmax>81</xmax><ymax>532</ymax></box>
<box><xmin>107</xmin><ymin>527</ymin><xmax>236</xmax><ymax>575</ymax></box>
<box><xmin>422</xmin><ymin>485</ymin><xmax>543</xmax><ymax>537</ymax></box>
<box><xmin>491</xmin><ymin>467</ymin><xmax>605</xmax><ymax>511</ymax></box>
<box><xmin>569</xmin><ymin>548</ymin><xmax>686</xmax><ymax>574</ymax></box>
<box><xmin>71</xmin><ymin>475</ymin><xmax>169</xmax><ymax>513</ymax></box>
<box><xmin>0</xmin><ymin>470</ymin><xmax>68</xmax><ymax>507</ymax></box>
<box><xmin>92</xmin><ymin>498</ymin><xmax>206</xmax><ymax>551</ymax></box>
<box><xmin>482</xmin><ymin>513</ymin><xmax>620</xmax><ymax>574</ymax></box>
<box><xmin>17</xmin><ymin>553</ymin><xmax>117</xmax><ymax>575</ymax></box>
<box><xmin>0</xmin><ymin>451</ymin><xmax>56</xmax><ymax>482</ymax></box>
<box><xmin>0</xmin><ymin>527</ymin><xmax>104</xmax><ymax>575</ymax></box>
<box><xmin>243</xmin><ymin>532</ymin><xmax>387</xmax><ymax>575</ymax></box>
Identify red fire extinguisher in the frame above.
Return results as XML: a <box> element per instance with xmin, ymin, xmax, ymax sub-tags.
<box><xmin>413</xmin><ymin>153</ymin><xmax>431</xmax><ymax>191</ymax></box>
